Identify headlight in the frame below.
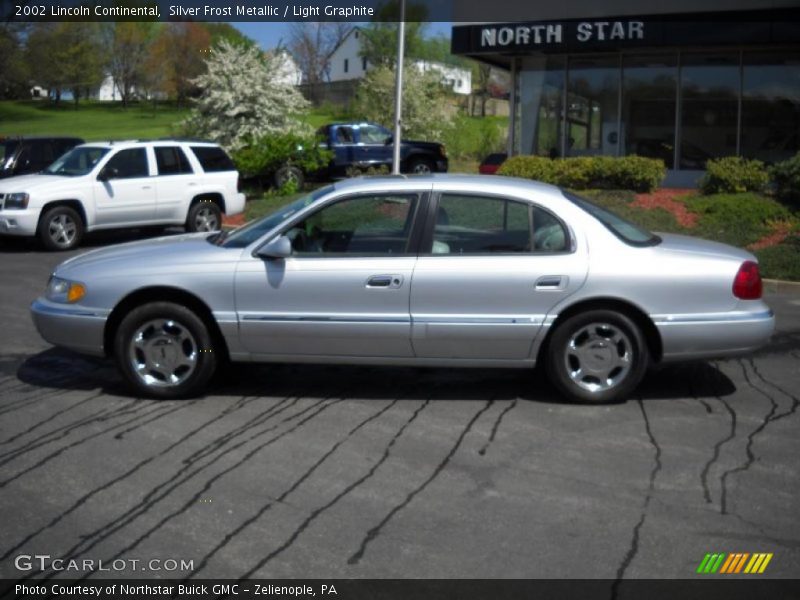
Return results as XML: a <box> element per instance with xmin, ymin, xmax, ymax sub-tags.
<box><xmin>46</xmin><ymin>276</ymin><xmax>86</xmax><ymax>303</ymax></box>
<box><xmin>4</xmin><ymin>192</ymin><xmax>29</xmax><ymax>209</ymax></box>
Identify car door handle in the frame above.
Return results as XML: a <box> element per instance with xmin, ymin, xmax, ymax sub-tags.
<box><xmin>142</xmin><ymin>185</ymin><xmax>152</xmax><ymax>190</ymax></box>
<box><xmin>535</xmin><ymin>275</ymin><xmax>568</xmax><ymax>290</ymax></box>
<box><xmin>366</xmin><ymin>274</ymin><xmax>403</xmax><ymax>289</ymax></box>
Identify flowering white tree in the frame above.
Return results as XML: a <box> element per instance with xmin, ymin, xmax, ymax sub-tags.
<box><xmin>183</xmin><ymin>39</ymin><xmax>309</xmax><ymax>150</ymax></box>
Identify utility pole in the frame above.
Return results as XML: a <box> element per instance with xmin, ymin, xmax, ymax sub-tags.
<box><xmin>391</xmin><ymin>0</ymin><xmax>406</xmax><ymax>175</ymax></box>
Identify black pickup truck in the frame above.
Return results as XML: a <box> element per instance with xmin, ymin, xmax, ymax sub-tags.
<box><xmin>318</xmin><ymin>121</ymin><xmax>448</xmax><ymax>177</ymax></box>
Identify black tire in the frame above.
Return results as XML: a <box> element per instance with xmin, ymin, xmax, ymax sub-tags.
<box><xmin>407</xmin><ymin>158</ymin><xmax>434</xmax><ymax>175</ymax></box>
<box><xmin>38</xmin><ymin>205</ymin><xmax>84</xmax><ymax>251</ymax></box>
<box><xmin>273</xmin><ymin>165</ymin><xmax>304</xmax><ymax>189</ymax></box>
<box><xmin>185</xmin><ymin>200</ymin><xmax>222</xmax><ymax>233</ymax></box>
<box><xmin>114</xmin><ymin>301</ymin><xmax>218</xmax><ymax>399</ymax></box>
<box><xmin>545</xmin><ymin>309</ymin><xmax>649</xmax><ymax>404</ymax></box>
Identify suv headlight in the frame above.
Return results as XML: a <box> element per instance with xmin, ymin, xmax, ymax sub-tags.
<box><xmin>46</xmin><ymin>276</ymin><xmax>86</xmax><ymax>303</ymax></box>
<box><xmin>4</xmin><ymin>193</ymin><xmax>29</xmax><ymax>209</ymax></box>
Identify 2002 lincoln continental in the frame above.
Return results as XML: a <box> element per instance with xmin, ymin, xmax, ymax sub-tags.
<box><xmin>30</xmin><ymin>175</ymin><xmax>774</xmax><ymax>403</ymax></box>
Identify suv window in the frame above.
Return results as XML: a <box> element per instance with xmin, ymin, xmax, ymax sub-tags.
<box><xmin>103</xmin><ymin>148</ymin><xmax>149</xmax><ymax>179</ymax></box>
<box><xmin>432</xmin><ymin>194</ymin><xmax>569</xmax><ymax>254</ymax></box>
<box><xmin>190</xmin><ymin>146</ymin><xmax>235</xmax><ymax>172</ymax></box>
<box><xmin>45</xmin><ymin>146</ymin><xmax>109</xmax><ymax>176</ymax></box>
<box><xmin>285</xmin><ymin>194</ymin><xmax>418</xmax><ymax>256</ymax></box>
<box><xmin>155</xmin><ymin>146</ymin><xmax>193</xmax><ymax>175</ymax></box>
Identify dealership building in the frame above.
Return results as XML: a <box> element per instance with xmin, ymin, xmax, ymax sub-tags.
<box><xmin>452</xmin><ymin>1</ymin><xmax>800</xmax><ymax>185</ymax></box>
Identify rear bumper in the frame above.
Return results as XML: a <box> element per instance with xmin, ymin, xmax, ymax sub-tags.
<box><xmin>656</xmin><ymin>308</ymin><xmax>775</xmax><ymax>361</ymax></box>
<box><xmin>227</xmin><ymin>193</ymin><xmax>246</xmax><ymax>216</ymax></box>
<box><xmin>30</xmin><ymin>298</ymin><xmax>108</xmax><ymax>357</ymax></box>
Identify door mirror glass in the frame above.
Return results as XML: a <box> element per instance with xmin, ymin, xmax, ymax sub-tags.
<box><xmin>98</xmin><ymin>166</ymin><xmax>119</xmax><ymax>181</ymax></box>
<box><xmin>256</xmin><ymin>235</ymin><xmax>293</xmax><ymax>259</ymax></box>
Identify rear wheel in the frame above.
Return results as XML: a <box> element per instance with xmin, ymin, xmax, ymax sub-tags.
<box><xmin>274</xmin><ymin>165</ymin><xmax>304</xmax><ymax>190</ymax></box>
<box><xmin>407</xmin><ymin>158</ymin><xmax>434</xmax><ymax>174</ymax></box>
<box><xmin>186</xmin><ymin>201</ymin><xmax>222</xmax><ymax>232</ymax></box>
<box><xmin>38</xmin><ymin>205</ymin><xmax>84</xmax><ymax>251</ymax></box>
<box><xmin>545</xmin><ymin>310</ymin><xmax>649</xmax><ymax>404</ymax></box>
<box><xmin>114</xmin><ymin>302</ymin><xmax>217</xmax><ymax>399</ymax></box>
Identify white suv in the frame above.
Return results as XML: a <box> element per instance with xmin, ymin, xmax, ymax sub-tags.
<box><xmin>0</xmin><ymin>140</ymin><xmax>246</xmax><ymax>250</ymax></box>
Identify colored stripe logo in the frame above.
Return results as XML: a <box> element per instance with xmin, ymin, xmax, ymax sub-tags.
<box><xmin>696</xmin><ymin>553</ymin><xmax>773</xmax><ymax>574</ymax></box>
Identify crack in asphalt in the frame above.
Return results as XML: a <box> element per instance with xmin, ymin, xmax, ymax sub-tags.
<box><xmin>0</xmin><ymin>392</ymin><xmax>105</xmax><ymax>447</ymax></box>
<box><xmin>347</xmin><ymin>399</ymin><xmax>495</xmax><ymax>567</ymax></box>
<box><xmin>478</xmin><ymin>398</ymin><xmax>517</xmax><ymax>456</ymax></box>
<box><xmin>699</xmin><ymin>362</ymin><xmax>737</xmax><ymax>506</ymax></box>
<box><xmin>610</xmin><ymin>399</ymin><xmax>662</xmax><ymax>598</ymax></box>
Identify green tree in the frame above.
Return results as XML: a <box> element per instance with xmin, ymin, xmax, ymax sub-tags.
<box><xmin>0</xmin><ymin>24</ymin><xmax>29</xmax><ymax>99</ymax></box>
<box><xmin>353</xmin><ymin>62</ymin><xmax>452</xmax><ymax>140</ymax></box>
<box><xmin>55</xmin><ymin>23</ymin><xmax>106</xmax><ymax>106</ymax></box>
<box><xmin>104</xmin><ymin>22</ymin><xmax>157</xmax><ymax>106</ymax></box>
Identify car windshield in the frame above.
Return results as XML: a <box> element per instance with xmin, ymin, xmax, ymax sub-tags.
<box><xmin>1</xmin><ymin>141</ymin><xmax>19</xmax><ymax>170</ymax></box>
<box><xmin>44</xmin><ymin>146</ymin><xmax>109</xmax><ymax>176</ymax></box>
<box><xmin>215</xmin><ymin>186</ymin><xmax>334</xmax><ymax>249</ymax></box>
<box><xmin>562</xmin><ymin>190</ymin><xmax>661</xmax><ymax>246</ymax></box>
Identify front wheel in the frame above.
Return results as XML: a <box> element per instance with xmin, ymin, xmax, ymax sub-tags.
<box><xmin>186</xmin><ymin>201</ymin><xmax>222</xmax><ymax>233</ymax></box>
<box><xmin>114</xmin><ymin>302</ymin><xmax>218</xmax><ymax>399</ymax></box>
<box><xmin>545</xmin><ymin>310</ymin><xmax>649</xmax><ymax>404</ymax></box>
<box><xmin>38</xmin><ymin>205</ymin><xmax>84</xmax><ymax>251</ymax></box>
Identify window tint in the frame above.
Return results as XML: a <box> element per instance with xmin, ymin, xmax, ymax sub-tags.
<box><xmin>563</xmin><ymin>190</ymin><xmax>659</xmax><ymax>246</ymax></box>
<box><xmin>45</xmin><ymin>147</ymin><xmax>109</xmax><ymax>176</ymax></box>
<box><xmin>155</xmin><ymin>146</ymin><xmax>194</xmax><ymax>175</ymax></box>
<box><xmin>360</xmin><ymin>125</ymin><xmax>390</xmax><ymax>144</ymax></box>
<box><xmin>432</xmin><ymin>194</ymin><xmax>532</xmax><ymax>254</ymax></box>
<box><xmin>103</xmin><ymin>148</ymin><xmax>149</xmax><ymax>179</ymax></box>
<box><xmin>286</xmin><ymin>194</ymin><xmax>418</xmax><ymax>256</ymax></box>
<box><xmin>190</xmin><ymin>146</ymin><xmax>235</xmax><ymax>172</ymax></box>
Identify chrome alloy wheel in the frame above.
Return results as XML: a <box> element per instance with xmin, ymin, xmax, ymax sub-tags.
<box><xmin>564</xmin><ymin>322</ymin><xmax>633</xmax><ymax>394</ymax></box>
<box><xmin>411</xmin><ymin>161</ymin><xmax>432</xmax><ymax>174</ymax></box>
<box><xmin>128</xmin><ymin>319</ymin><xmax>198</xmax><ymax>388</ymax></box>
<box><xmin>193</xmin><ymin>205</ymin><xmax>220</xmax><ymax>231</ymax></box>
<box><xmin>48</xmin><ymin>213</ymin><xmax>78</xmax><ymax>248</ymax></box>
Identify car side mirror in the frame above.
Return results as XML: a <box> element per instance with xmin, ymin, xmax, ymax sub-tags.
<box><xmin>98</xmin><ymin>166</ymin><xmax>118</xmax><ymax>181</ymax></box>
<box><xmin>256</xmin><ymin>235</ymin><xmax>292</xmax><ymax>259</ymax></box>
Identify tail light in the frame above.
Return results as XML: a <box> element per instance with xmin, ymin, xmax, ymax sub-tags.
<box><xmin>733</xmin><ymin>261</ymin><xmax>762</xmax><ymax>300</ymax></box>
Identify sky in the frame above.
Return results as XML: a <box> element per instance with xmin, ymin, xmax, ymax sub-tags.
<box><xmin>233</xmin><ymin>21</ymin><xmax>453</xmax><ymax>50</ymax></box>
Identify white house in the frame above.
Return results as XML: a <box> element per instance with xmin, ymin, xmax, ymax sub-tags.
<box><xmin>95</xmin><ymin>75</ymin><xmax>119</xmax><ymax>102</ymax></box>
<box><xmin>327</xmin><ymin>27</ymin><xmax>472</xmax><ymax>95</ymax></box>
<box><xmin>268</xmin><ymin>50</ymin><xmax>303</xmax><ymax>87</ymax></box>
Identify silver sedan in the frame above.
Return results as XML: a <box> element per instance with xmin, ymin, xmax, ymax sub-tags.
<box><xmin>30</xmin><ymin>175</ymin><xmax>774</xmax><ymax>403</ymax></box>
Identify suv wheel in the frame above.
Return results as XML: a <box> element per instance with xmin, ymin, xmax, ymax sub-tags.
<box><xmin>38</xmin><ymin>205</ymin><xmax>84</xmax><ymax>251</ymax></box>
<box><xmin>114</xmin><ymin>302</ymin><xmax>217</xmax><ymax>399</ymax></box>
<box><xmin>545</xmin><ymin>310</ymin><xmax>649</xmax><ymax>404</ymax></box>
<box><xmin>186</xmin><ymin>201</ymin><xmax>222</xmax><ymax>232</ymax></box>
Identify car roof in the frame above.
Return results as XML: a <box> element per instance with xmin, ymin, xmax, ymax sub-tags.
<box><xmin>76</xmin><ymin>139</ymin><xmax>219</xmax><ymax>149</ymax></box>
<box><xmin>327</xmin><ymin>173</ymin><xmax>563</xmax><ymax>196</ymax></box>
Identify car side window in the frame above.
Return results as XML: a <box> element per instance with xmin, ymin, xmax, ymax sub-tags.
<box><xmin>285</xmin><ymin>194</ymin><xmax>418</xmax><ymax>256</ymax></box>
<box><xmin>335</xmin><ymin>127</ymin><xmax>354</xmax><ymax>144</ymax></box>
<box><xmin>359</xmin><ymin>125</ymin><xmax>390</xmax><ymax>144</ymax></box>
<box><xmin>431</xmin><ymin>194</ymin><xmax>569</xmax><ymax>255</ymax></box>
<box><xmin>103</xmin><ymin>148</ymin><xmax>149</xmax><ymax>179</ymax></box>
<box><xmin>155</xmin><ymin>146</ymin><xmax>194</xmax><ymax>175</ymax></box>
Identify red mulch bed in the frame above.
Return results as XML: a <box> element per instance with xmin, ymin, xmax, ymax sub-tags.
<box><xmin>222</xmin><ymin>213</ymin><xmax>246</xmax><ymax>227</ymax></box>
<box><xmin>748</xmin><ymin>221</ymin><xmax>794</xmax><ymax>251</ymax></box>
<box><xmin>631</xmin><ymin>189</ymin><xmax>698</xmax><ymax>228</ymax></box>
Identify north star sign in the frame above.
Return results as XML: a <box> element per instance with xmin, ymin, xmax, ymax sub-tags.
<box><xmin>480</xmin><ymin>20</ymin><xmax>645</xmax><ymax>49</ymax></box>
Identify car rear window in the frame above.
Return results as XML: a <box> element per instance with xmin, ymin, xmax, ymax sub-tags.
<box><xmin>562</xmin><ymin>190</ymin><xmax>660</xmax><ymax>246</ymax></box>
<box><xmin>190</xmin><ymin>146</ymin><xmax>235</xmax><ymax>172</ymax></box>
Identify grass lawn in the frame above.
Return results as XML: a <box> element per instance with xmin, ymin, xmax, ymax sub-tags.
<box><xmin>0</xmin><ymin>100</ymin><xmax>189</xmax><ymax>140</ymax></box>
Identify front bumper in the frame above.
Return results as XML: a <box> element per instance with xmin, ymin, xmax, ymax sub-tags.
<box><xmin>656</xmin><ymin>308</ymin><xmax>775</xmax><ymax>361</ymax></box>
<box><xmin>30</xmin><ymin>298</ymin><xmax>109</xmax><ymax>357</ymax></box>
<box><xmin>0</xmin><ymin>209</ymin><xmax>39</xmax><ymax>237</ymax></box>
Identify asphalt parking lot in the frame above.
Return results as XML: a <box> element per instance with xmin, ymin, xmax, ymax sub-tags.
<box><xmin>0</xmin><ymin>233</ymin><xmax>798</xmax><ymax>583</ymax></box>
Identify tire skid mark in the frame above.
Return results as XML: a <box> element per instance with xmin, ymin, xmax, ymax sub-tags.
<box><xmin>699</xmin><ymin>362</ymin><xmax>737</xmax><ymax>505</ymax></box>
<box><xmin>238</xmin><ymin>397</ymin><xmax>433</xmax><ymax>578</ymax></box>
<box><xmin>186</xmin><ymin>397</ymin><xmax>402</xmax><ymax>579</ymax></box>
<box><xmin>478</xmin><ymin>398</ymin><xmax>517</xmax><ymax>456</ymax></box>
<box><xmin>65</xmin><ymin>397</ymin><xmax>343</xmax><ymax>584</ymax></box>
<box><xmin>0</xmin><ymin>399</ymin><xmax>188</xmax><ymax>489</ymax></box>
<box><xmin>0</xmin><ymin>394</ymin><xmax>136</xmax><ymax>462</ymax></box>
<box><xmin>610</xmin><ymin>399</ymin><xmax>661</xmax><ymax>598</ymax></box>
<box><xmin>719</xmin><ymin>360</ymin><xmax>779</xmax><ymax>516</ymax></box>
<box><xmin>0</xmin><ymin>395</ymin><xmax>261</xmax><ymax>562</ymax></box>
<box><xmin>0</xmin><ymin>393</ymin><xmax>104</xmax><ymax>447</ymax></box>
<box><xmin>346</xmin><ymin>399</ymin><xmax>494</xmax><ymax>567</ymax></box>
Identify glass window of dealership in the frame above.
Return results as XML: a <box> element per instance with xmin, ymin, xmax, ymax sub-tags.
<box><xmin>452</xmin><ymin>9</ymin><xmax>800</xmax><ymax>184</ymax></box>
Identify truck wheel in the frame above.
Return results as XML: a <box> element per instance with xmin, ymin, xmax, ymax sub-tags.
<box><xmin>38</xmin><ymin>205</ymin><xmax>84</xmax><ymax>251</ymax></box>
<box><xmin>408</xmin><ymin>158</ymin><xmax>434</xmax><ymax>174</ymax></box>
<box><xmin>186</xmin><ymin>201</ymin><xmax>222</xmax><ymax>232</ymax></box>
<box><xmin>114</xmin><ymin>301</ymin><xmax>217</xmax><ymax>399</ymax></box>
<box><xmin>274</xmin><ymin>165</ymin><xmax>304</xmax><ymax>190</ymax></box>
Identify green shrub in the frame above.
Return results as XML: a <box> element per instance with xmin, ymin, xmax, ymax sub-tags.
<box><xmin>770</xmin><ymin>152</ymin><xmax>800</xmax><ymax>203</ymax></box>
<box><xmin>683</xmin><ymin>193</ymin><xmax>795</xmax><ymax>247</ymax></box>
<box><xmin>700</xmin><ymin>156</ymin><xmax>769</xmax><ymax>194</ymax></box>
<box><xmin>755</xmin><ymin>235</ymin><xmax>800</xmax><ymax>281</ymax></box>
<box><xmin>441</xmin><ymin>115</ymin><xmax>506</xmax><ymax>161</ymax></box>
<box><xmin>497</xmin><ymin>155</ymin><xmax>665</xmax><ymax>192</ymax></box>
<box><xmin>232</xmin><ymin>132</ymin><xmax>332</xmax><ymax>186</ymax></box>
